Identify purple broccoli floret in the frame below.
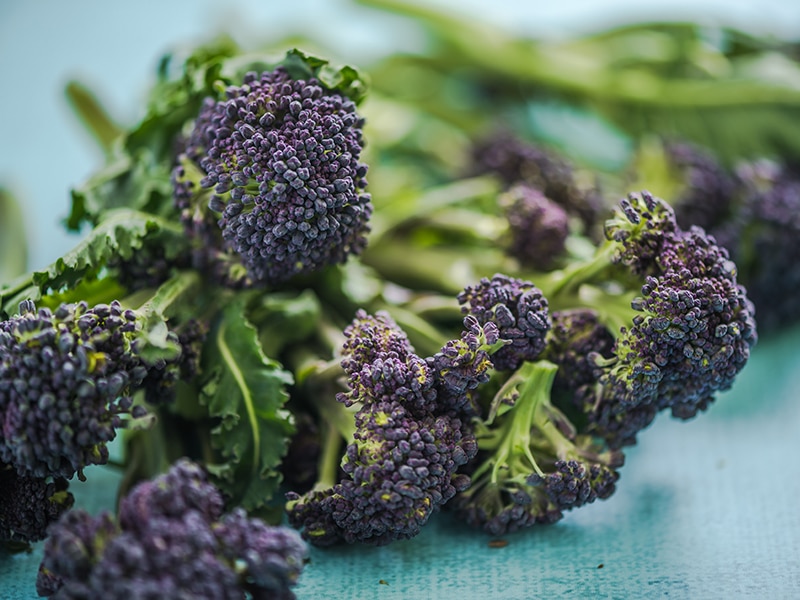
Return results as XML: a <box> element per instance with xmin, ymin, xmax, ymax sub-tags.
<box><xmin>469</xmin><ymin>130</ymin><xmax>603</xmax><ymax>235</ymax></box>
<box><xmin>457</xmin><ymin>274</ymin><xmax>550</xmax><ymax>371</ymax></box>
<box><xmin>718</xmin><ymin>159</ymin><xmax>800</xmax><ymax>333</ymax></box>
<box><xmin>0</xmin><ymin>463</ymin><xmax>74</xmax><ymax>546</ymax></box>
<box><xmin>664</xmin><ymin>140</ymin><xmax>738</xmax><ymax>232</ymax></box>
<box><xmin>173</xmin><ymin>67</ymin><xmax>372</xmax><ymax>287</ymax></box>
<box><xmin>0</xmin><ymin>301</ymin><xmax>149</xmax><ymax>479</ymax></box>
<box><xmin>37</xmin><ymin>458</ymin><xmax>308</xmax><ymax>600</ymax></box>
<box><xmin>541</xmin><ymin>191</ymin><xmax>757</xmax><ymax>448</ymax></box>
<box><xmin>286</xmin><ymin>310</ymin><xmax>487</xmax><ymax>546</ymax></box>
<box><xmin>500</xmin><ymin>183</ymin><xmax>570</xmax><ymax>271</ymax></box>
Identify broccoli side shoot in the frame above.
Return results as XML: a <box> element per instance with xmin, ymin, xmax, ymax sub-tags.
<box><xmin>542</xmin><ymin>190</ymin><xmax>758</xmax><ymax>448</ymax></box>
<box><xmin>286</xmin><ymin>310</ymin><xmax>492</xmax><ymax>546</ymax></box>
<box><xmin>173</xmin><ymin>67</ymin><xmax>372</xmax><ymax>287</ymax></box>
<box><xmin>36</xmin><ymin>458</ymin><xmax>308</xmax><ymax>599</ymax></box>
<box><xmin>450</xmin><ymin>360</ymin><xmax>622</xmax><ymax>536</ymax></box>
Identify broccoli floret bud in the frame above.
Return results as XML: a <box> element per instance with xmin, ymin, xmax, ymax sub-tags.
<box><xmin>0</xmin><ymin>462</ymin><xmax>74</xmax><ymax>545</ymax></box>
<box><xmin>427</xmin><ymin>315</ymin><xmax>499</xmax><ymax>418</ymax></box>
<box><xmin>500</xmin><ymin>183</ymin><xmax>569</xmax><ymax>271</ymax></box>
<box><xmin>174</xmin><ymin>67</ymin><xmax>372</xmax><ymax>287</ymax></box>
<box><xmin>528</xmin><ymin>459</ymin><xmax>618</xmax><ymax>509</ymax></box>
<box><xmin>0</xmin><ymin>301</ymin><xmax>151</xmax><ymax>479</ymax></box>
<box><xmin>37</xmin><ymin>458</ymin><xmax>308</xmax><ymax>599</ymax></box>
<box><xmin>604</xmin><ymin>190</ymin><xmax>678</xmax><ymax>276</ymax></box>
<box><xmin>287</xmin><ymin>401</ymin><xmax>474</xmax><ymax>546</ymax></box>
<box><xmin>450</xmin><ymin>360</ymin><xmax>622</xmax><ymax>536</ymax></box>
<box><xmin>337</xmin><ymin>310</ymin><xmax>436</xmax><ymax>416</ymax></box>
<box><xmin>457</xmin><ymin>274</ymin><xmax>550</xmax><ymax>371</ymax></box>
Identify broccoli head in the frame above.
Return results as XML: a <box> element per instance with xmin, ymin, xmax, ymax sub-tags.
<box><xmin>457</xmin><ymin>274</ymin><xmax>550</xmax><ymax>371</ymax></box>
<box><xmin>0</xmin><ymin>300</ymin><xmax>150</xmax><ymax>479</ymax></box>
<box><xmin>173</xmin><ymin>67</ymin><xmax>372</xmax><ymax>287</ymax></box>
<box><xmin>36</xmin><ymin>458</ymin><xmax>308</xmax><ymax>600</ymax></box>
<box><xmin>541</xmin><ymin>191</ymin><xmax>757</xmax><ymax>448</ymax></box>
<box><xmin>469</xmin><ymin>130</ymin><xmax>603</xmax><ymax>235</ymax></box>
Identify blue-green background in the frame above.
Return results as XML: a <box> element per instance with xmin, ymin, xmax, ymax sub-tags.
<box><xmin>2</xmin><ymin>1</ymin><xmax>799</xmax><ymax>598</ymax></box>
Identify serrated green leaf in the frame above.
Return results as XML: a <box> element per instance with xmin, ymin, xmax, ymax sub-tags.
<box><xmin>200</xmin><ymin>297</ymin><xmax>295</xmax><ymax>510</ymax></box>
<box><xmin>0</xmin><ymin>209</ymin><xmax>185</xmax><ymax>316</ymax></box>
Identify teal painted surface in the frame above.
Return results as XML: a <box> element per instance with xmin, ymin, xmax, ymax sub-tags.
<box><xmin>3</xmin><ymin>324</ymin><xmax>799</xmax><ymax>599</ymax></box>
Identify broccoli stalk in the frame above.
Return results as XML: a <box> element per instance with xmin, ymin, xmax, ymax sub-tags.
<box><xmin>451</xmin><ymin>360</ymin><xmax>622</xmax><ymax>535</ymax></box>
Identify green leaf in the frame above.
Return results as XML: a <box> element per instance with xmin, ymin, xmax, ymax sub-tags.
<box><xmin>246</xmin><ymin>289</ymin><xmax>322</xmax><ymax>357</ymax></box>
<box><xmin>0</xmin><ymin>209</ymin><xmax>185</xmax><ymax>316</ymax></box>
<box><xmin>200</xmin><ymin>296</ymin><xmax>295</xmax><ymax>510</ymax></box>
<box><xmin>0</xmin><ymin>187</ymin><xmax>28</xmax><ymax>282</ymax></box>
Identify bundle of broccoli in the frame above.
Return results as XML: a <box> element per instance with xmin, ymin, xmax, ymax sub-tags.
<box><xmin>0</xmin><ymin>28</ymin><xmax>776</xmax><ymax>598</ymax></box>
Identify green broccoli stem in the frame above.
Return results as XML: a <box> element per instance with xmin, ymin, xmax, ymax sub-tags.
<box><xmin>538</xmin><ymin>240</ymin><xmax>618</xmax><ymax>300</ymax></box>
<box><xmin>65</xmin><ymin>80</ymin><xmax>124</xmax><ymax>157</ymax></box>
<box><xmin>475</xmin><ymin>360</ymin><xmax>559</xmax><ymax>483</ymax></box>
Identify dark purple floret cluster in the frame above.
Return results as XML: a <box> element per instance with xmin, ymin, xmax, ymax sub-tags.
<box><xmin>607</xmin><ymin>225</ymin><xmax>757</xmax><ymax>421</ymax></box>
<box><xmin>37</xmin><ymin>459</ymin><xmax>308</xmax><ymax>600</ymax></box>
<box><xmin>173</xmin><ymin>67</ymin><xmax>372</xmax><ymax>287</ymax></box>
<box><xmin>0</xmin><ymin>463</ymin><xmax>74</xmax><ymax>545</ymax></box>
<box><xmin>0</xmin><ymin>300</ymin><xmax>149</xmax><ymax>479</ymax></box>
<box><xmin>458</xmin><ymin>274</ymin><xmax>550</xmax><ymax>371</ymax></box>
<box><xmin>528</xmin><ymin>459</ymin><xmax>618</xmax><ymax>510</ymax></box>
<box><xmin>665</xmin><ymin>140</ymin><xmax>737</xmax><ymax>231</ymax></box>
<box><xmin>286</xmin><ymin>310</ymin><xmax>485</xmax><ymax>546</ymax></box>
<box><xmin>604</xmin><ymin>190</ymin><xmax>678</xmax><ymax>276</ymax></box>
<box><xmin>500</xmin><ymin>183</ymin><xmax>570</xmax><ymax>271</ymax></box>
<box><xmin>427</xmin><ymin>315</ymin><xmax>499</xmax><ymax>418</ymax></box>
<box><xmin>469</xmin><ymin>130</ymin><xmax>603</xmax><ymax>234</ymax></box>
<box><xmin>550</xmin><ymin>193</ymin><xmax>758</xmax><ymax>448</ymax></box>
<box><xmin>720</xmin><ymin>160</ymin><xmax>800</xmax><ymax>333</ymax></box>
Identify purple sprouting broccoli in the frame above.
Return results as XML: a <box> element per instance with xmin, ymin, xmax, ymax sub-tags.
<box><xmin>714</xmin><ymin>159</ymin><xmax>800</xmax><ymax>333</ymax></box>
<box><xmin>449</xmin><ymin>360</ymin><xmax>623</xmax><ymax>536</ymax></box>
<box><xmin>469</xmin><ymin>130</ymin><xmax>604</xmax><ymax>236</ymax></box>
<box><xmin>286</xmin><ymin>310</ymin><xmax>497</xmax><ymax>546</ymax></box>
<box><xmin>0</xmin><ymin>462</ymin><xmax>74</xmax><ymax>547</ymax></box>
<box><xmin>457</xmin><ymin>274</ymin><xmax>550</xmax><ymax>371</ymax></box>
<box><xmin>0</xmin><ymin>271</ymin><xmax>198</xmax><ymax>480</ymax></box>
<box><xmin>538</xmin><ymin>190</ymin><xmax>757</xmax><ymax>448</ymax></box>
<box><xmin>499</xmin><ymin>183</ymin><xmax>570</xmax><ymax>271</ymax></box>
<box><xmin>664</xmin><ymin>140</ymin><xmax>738</xmax><ymax>232</ymax></box>
<box><xmin>0</xmin><ymin>300</ymin><xmax>149</xmax><ymax>479</ymax></box>
<box><xmin>173</xmin><ymin>67</ymin><xmax>372</xmax><ymax>287</ymax></box>
<box><xmin>36</xmin><ymin>458</ymin><xmax>308</xmax><ymax>600</ymax></box>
